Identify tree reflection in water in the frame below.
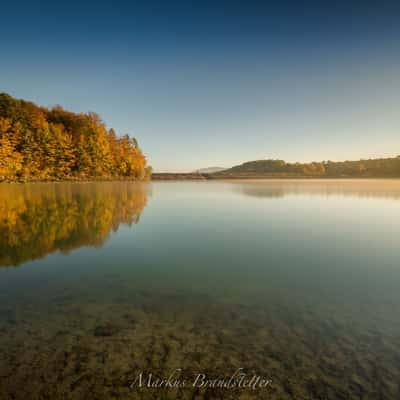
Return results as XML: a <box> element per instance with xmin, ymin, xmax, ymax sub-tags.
<box><xmin>0</xmin><ymin>182</ymin><xmax>148</xmax><ymax>267</ymax></box>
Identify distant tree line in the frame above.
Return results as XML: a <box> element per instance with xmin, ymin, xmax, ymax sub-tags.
<box><xmin>215</xmin><ymin>157</ymin><xmax>400</xmax><ymax>178</ymax></box>
<box><xmin>0</xmin><ymin>93</ymin><xmax>152</xmax><ymax>180</ymax></box>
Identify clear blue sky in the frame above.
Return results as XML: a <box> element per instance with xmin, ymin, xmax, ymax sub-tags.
<box><xmin>1</xmin><ymin>1</ymin><xmax>399</xmax><ymax>171</ymax></box>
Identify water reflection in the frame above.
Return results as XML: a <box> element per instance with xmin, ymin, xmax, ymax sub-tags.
<box><xmin>232</xmin><ymin>179</ymin><xmax>400</xmax><ymax>199</ymax></box>
<box><xmin>0</xmin><ymin>182</ymin><xmax>148</xmax><ymax>267</ymax></box>
<box><xmin>0</xmin><ymin>181</ymin><xmax>400</xmax><ymax>399</ymax></box>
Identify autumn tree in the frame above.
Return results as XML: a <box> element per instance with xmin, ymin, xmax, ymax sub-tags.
<box><xmin>0</xmin><ymin>93</ymin><xmax>151</xmax><ymax>181</ymax></box>
<box><xmin>0</xmin><ymin>118</ymin><xmax>23</xmax><ymax>176</ymax></box>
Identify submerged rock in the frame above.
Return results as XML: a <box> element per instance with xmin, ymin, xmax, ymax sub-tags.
<box><xmin>93</xmin><ymin>323</ymin><xmax>120</xmax><ymax>337</ymax></box>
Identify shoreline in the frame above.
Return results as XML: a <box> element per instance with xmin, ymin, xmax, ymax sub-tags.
<box><xmin>151</xmin><ymin>173</ymin><xmax>400</xmax><ymax>181</ymax></box>
<box><xmin>0</xmin><ymin>176</ymin><xmax>150</xmax><ymax>184</ymax></box>
<box><xmin>2</xmin><ymin>174</ymin><xmax>400</xmax><ymax>183</ymax></box>
<box><xmin>2</xmin><ymin>176</ymin><xmax>400</xmax><ymax>184</ymax></box>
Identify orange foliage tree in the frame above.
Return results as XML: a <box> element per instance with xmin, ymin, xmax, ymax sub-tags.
<box><xmin>0</xmin><ymin>93</ymin><xmax>151</xmax><ymax>180</ymax></box>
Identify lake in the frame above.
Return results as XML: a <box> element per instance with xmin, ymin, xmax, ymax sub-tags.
<box><xmin>0</xmin><ymin>180</ymin><xmax>399</xmax><ymax>399</ymax></box>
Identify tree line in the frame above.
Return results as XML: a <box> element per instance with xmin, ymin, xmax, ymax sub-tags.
<box><xmin>0</xmin><ymin>93</ymin><xmax>152</xmax><ymax>180</ymax></box>
<box><xmin>214</xmin><ymin>157</ymin><xmax>400</xmax><ymax>178</ymax></box>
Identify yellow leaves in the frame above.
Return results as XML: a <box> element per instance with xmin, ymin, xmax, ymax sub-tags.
<box><xmin>0</xmin><ymin>117</ymin><xmax>12</xmax><ymax>133</ymax></box>
<box><xmin>0</xmin><ymin>134</ymin><xmax>23</xmax><ymax>176</ymax></box>
<box><xmin>29</xmin><ymin>109</ymin><xmax>47</xmax><ymax>130</ymax></box>
<box><xmin>0</xmin><ymin>94</ymin><xmax>151</xmax><ymax>180</ymax></box>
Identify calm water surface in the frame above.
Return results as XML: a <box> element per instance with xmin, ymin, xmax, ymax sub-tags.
<box><xmin>0</xmin><ymin>180</ymin><xmax>399</xmax><ymax>399</ymax></box>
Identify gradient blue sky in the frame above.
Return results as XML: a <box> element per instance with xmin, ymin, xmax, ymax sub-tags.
<box><xmin>1</xmin><ymin>1</ymin><xmax>399</xmax><ymax>171</ymax></box>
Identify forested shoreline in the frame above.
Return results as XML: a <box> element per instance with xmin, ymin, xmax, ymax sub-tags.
<box><xmin>0</xmin><ymin>93</ymin><xmax>151</xmax><ymax>182</ymax></box>
<box><xmin>1</xmin><ymin>93</ymin><xmax>400</xmax><ymax>182</ymax></box>
<box><xmin>211</xmin><ymin>157</ymin><xmax>400</xmax><ymax>179</ymax></box>
<box><xmin>153</xmin><ymin>157</ymin><xmax>400</xmax><ymax>180</ymax></box>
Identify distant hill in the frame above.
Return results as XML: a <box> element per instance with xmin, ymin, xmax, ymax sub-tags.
<box><xmin>194</xmin><ymin>167</ymin><xmax>227</xmax><ymax>174</ymax></box>
<box><xmin>211</xmin><ymin>157</ymin><xmax>400</xmax><ymax>178</ymax></box>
